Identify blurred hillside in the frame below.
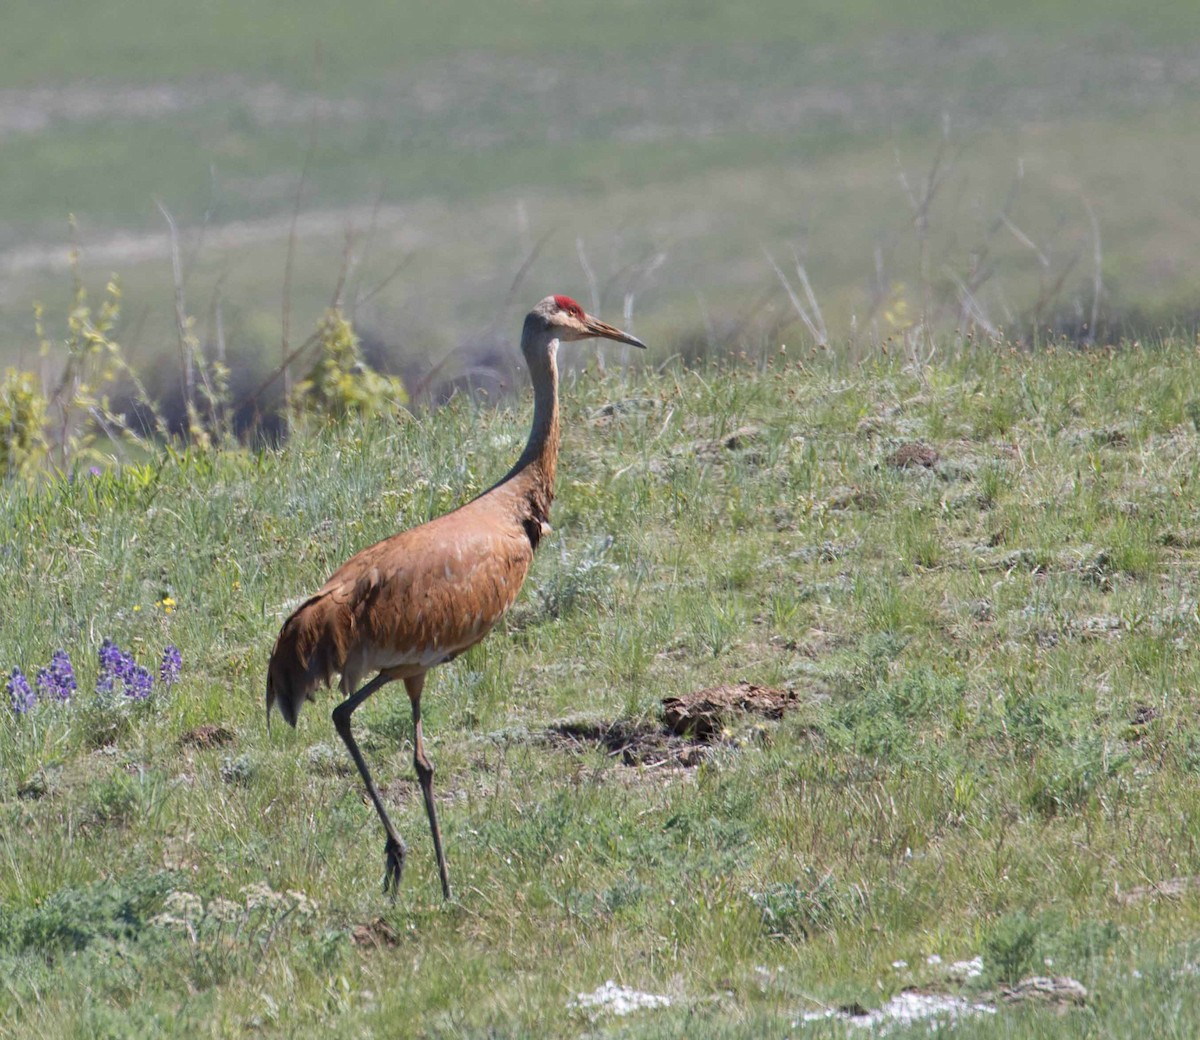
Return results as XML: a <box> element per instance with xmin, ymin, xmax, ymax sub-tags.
<box><xmin>2</xmin><ymin>0</ymin><xmax>1199</xmax><ymax>414</ymax></box>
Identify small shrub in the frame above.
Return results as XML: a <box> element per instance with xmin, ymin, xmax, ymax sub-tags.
<box><xmin>83</xmin><ymin>771</ymin><xmax>144</xmax><ymax>829</ymax></box>
<box><xmin>0</xmin><ymin>872</ymin><xmax>177</xmax><ymax>958</ymax></box>
<box><xmin>290</xmin><ymin>308</ymin><xmax>408</xmax><ymax>423</ymax></box>
<box><xmin>219</xmin><ymin>753</ymin><xmax>257</xmax><ymax>786</ymax></box>
<box><xmin>749</xmin><ymin>869</ymin><xmax>869</xmax><ymax>939</ymax></box>
<box><xmin>531</xmin><ymin>535</ymin><xmax>617</xmax><ymax>622</ymax></box>
<box><xmin>983</xmin><ymin>910</ymin><xmax>1042</xmax><ymax>985</ymax></box>
<box><xmin>1026</xmin><ymin>737</ymin><xmax>1128</xmax><ymax>817</ymax></box>
<box><xmin>0</xmin><ymin>368</ymin><xmax>49</xmax><ymax>478</ymax></box>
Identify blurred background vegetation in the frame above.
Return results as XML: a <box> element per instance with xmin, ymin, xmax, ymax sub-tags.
<box><xmin>1</xmin><ymin>0</ymin><xmax>1199</xmax><ymax>440</ymax></box>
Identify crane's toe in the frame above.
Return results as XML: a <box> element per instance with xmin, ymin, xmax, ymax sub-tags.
<box><xmin>383</xmin><ymin>835</ymin><xmax>407</xmax><ymax>896</ymax></box>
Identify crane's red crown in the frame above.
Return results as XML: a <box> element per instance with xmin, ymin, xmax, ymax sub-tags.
<box><xmin>553</xmin><ymin>295</ymin><xmax>585</xmax><ymax>319</ymax></box>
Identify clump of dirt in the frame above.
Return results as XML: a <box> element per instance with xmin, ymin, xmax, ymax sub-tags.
<box><xmin>662</xmin><ymin>682</ymin><xmax>797</xmax><ymax>740</ymax></box>
<box><xmin>351</xmin><ymin>917</ymin><xmax>400</xmax><ymax>949</ymax></box>
<box><xmin>179</xmin><ymin>724</ymin><xmax>236</xmax><ymax>749</ymax></box>
<box><xmin>546</xmin><ymin>681</ymin><xmax>798</xmax><ymax>768</ymax></box>
<box><xmin>887</xmin><ymin>442</ymin><xmax>940</xmax><ymax>469</ymax></box>
<box><xmin>1130</xmin><ymin>704</ymin><xmax>1157</xmax><ymax>727</ymax></box>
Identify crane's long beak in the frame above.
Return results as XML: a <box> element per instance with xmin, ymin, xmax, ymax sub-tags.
<box><xmin>583</xmin><ymin>314</ymin><xmax>647</xmax><ymax>349</ymax></box>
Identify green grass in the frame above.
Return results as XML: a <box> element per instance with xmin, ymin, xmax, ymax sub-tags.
<box><xmin>5</xmin><ymin>341</ymin><xmax>1200</xmax><ymax>1034</ymax></box>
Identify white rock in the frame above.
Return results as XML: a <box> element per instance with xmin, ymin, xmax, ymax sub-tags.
<box><xmin>796</xmin><ymin>991</ymin><xmax>995</xmax><ymax>1033</ymax></box>
<box><xmin>571</xmin><ymin>980</ymin><xmax>672</xmax><ymax>1018</ymax></box>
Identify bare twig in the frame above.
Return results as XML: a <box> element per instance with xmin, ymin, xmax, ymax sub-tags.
<box><xmin>356</xmin><ymin>255</ymin><xmax>412</xmax><ymax>310</ymax></box>
<box><xmin>576</xmin><ymin>237</ymin><xmax>602</xmax><ymax>371</ymax></box>
<box><xmin>792</xmin><ymin>250</ymin><xmax>827</xmax><ymax>344</ymax></box>
<box><xmin>281</xmin><ymin>45</ymin><xmax>324</xmax><ymax>428</ymax></box>
<box><xmin>945</xmin><ymin>268</ymin><xmax>999</xmax><ymax>338</ymax></box>
<box><xmin>894</xmin><ymin>117</ymin><xmax>957</xmax><ymax>335</ymax></box>
<box><xmin>1000</xmin><ymin>214</ymin><xmax>1051</xmax><ymax>270</ymax></box>
<box><xmin>348</xmin><ymin>181</ymin><xmax>388</xmax><ymax>318</ymax></box>
<box><xmin>235</xmin><ymin>240</ymin><xmax>360</xmax><ymax>418</ymax></box>
<box><xmin>576</xmin><ymin>237</ymin><xmax>600</xmax><ymax>315</ymax></box>
<box><xmin>503</xmin><ymin>228</ymin><xmax>555</xmax><ymax>313</ymax></box>
<box><xmin>1083</xmin><ymin>196</ymin><xmax>1102</xmax><ymax>344</ymax></box>
<box><xmin>765</xmin><ymin>249</ymin><xmax>826</xmax><ymax>345</ymax></box>
<box><xmin>155</xmin><ymin>200</ymin><xmax>196</xmax><ymax>417</ymax></box>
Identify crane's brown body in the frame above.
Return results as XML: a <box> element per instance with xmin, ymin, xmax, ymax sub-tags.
<box><xmin>266</xmin><ymin>295</ymin><xmax>644</xmax><ymax>900</ymax></box>
<box><xmin>266</xmin><ymin>466</ymin><xmax>550</xmax><ymax>727</ymax></box>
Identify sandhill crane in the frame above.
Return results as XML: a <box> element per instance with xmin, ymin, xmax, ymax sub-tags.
<box><xmin>266</xmin><ymin>295</ymin><xmax>646</xmax><ymax>899</ymax></box>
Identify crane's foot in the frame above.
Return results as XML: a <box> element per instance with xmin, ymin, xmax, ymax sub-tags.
<box><xmin>383</xmin><ymin>835</ymin><xmax>407</xmax><ymax>897</ymax></box>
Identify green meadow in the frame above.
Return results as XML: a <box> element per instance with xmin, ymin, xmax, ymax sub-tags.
<box><xmin>5</xmin><ymin>2</ymin><xmax>1200</xmax><ymax>1035</ymax></box>
<box><xmin>5</xmin><ymin>343</ymin><xmax>1200</xmax><ymax>1035</ymax></box>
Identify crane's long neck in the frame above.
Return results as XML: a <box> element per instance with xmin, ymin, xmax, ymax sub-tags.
<box><xmin>495</xmin><ymin>324</ymin><xmax>560</xmax><ymax>532</ymax></box>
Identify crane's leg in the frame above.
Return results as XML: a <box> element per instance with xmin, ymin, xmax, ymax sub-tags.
<box><xmin>406</xmin><ymin>673</ymin><xmax>451</xmax><ymax>900</ymax></box>
<box><xmin>331</xmin><ymin>674</ymin><xmax>408</xmax><ymax>896</ymax></box>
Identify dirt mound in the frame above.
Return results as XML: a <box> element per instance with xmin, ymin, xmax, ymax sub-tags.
<box><xmin>887</xmin><ymin>442</ymin><xmax>940</xmax><ymax>469</ymax></box>
<box><xmin>351</xmin><ymin>917</ymin><xmax>400</xmax><ymax>949</ymax></box>
<box><xmin>179</xmin><ymin>724</ymin><xmax>236</xmax><ymax>750</ymax></box>
<box><xmin>546</xmin><ymin>681</ymin><xmax>798</xmax><ymax>767</ymax></box>
<box><xmin>662</xmin><ymin>682</ymin><xmax>797</xmax><ymax>739</ymax></box>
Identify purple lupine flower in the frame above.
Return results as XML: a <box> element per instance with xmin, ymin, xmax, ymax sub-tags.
<box><xmin>35</xmin><ymin>649</ymin><xmax>77</xmax><ymax>703</ymax></box>
<box><xmin>124</xmin><ymin>662</ymin><xmax>154</xmax><ymax>701</ymax></box>
<box><xmin>7</xmin><ymin>667</ymin><xmax>35</xmax><ymax>714</ymax></box>
<box><xmin>159</xmin><ymin>645</ymin><xmax>181</xmax><ymax>688</ymax></box>
<box><xmin>96</xmin><ymin>638</ymin><xmax>123</xmax><ymax>698</ymax></box>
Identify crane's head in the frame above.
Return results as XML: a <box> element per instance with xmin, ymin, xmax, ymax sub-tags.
<box><xmin>526</xmin><ymin>294</ymin><xmax>647</xmax><ymax>349</ymax></box>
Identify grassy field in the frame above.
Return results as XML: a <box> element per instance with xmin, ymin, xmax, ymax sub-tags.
<box><xmin>5</xmin><ymin>339</ymin><xmax>1200</xmax><ymax>1035</ymax></box>
<box><xmin>3</xmin><ymin>0</ymin><xmax>1200</xmax><ymax>387</ymax></box>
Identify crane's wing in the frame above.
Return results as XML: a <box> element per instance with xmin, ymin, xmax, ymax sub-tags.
<box><xmin>338</xmin><ymin>514</ymin><xmax>534</xmax><ymax>673</ymax></box>
<box><xmin>266</xmin><ymin>511</ymin><xmax>534</xmax><ymax>725</ymax></box>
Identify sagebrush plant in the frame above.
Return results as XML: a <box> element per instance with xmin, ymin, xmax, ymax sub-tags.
<box><xmin>0</xmin><ymin>252</ymin><xmax>165</xmax><ymax>479</ymax></box>
<box><xmin>3</xmin><ymin>340</ymin><xmax>1200</xmax><ymax>1037</ymax></box>
<box><xmin>32</xmin><ymin>257</ymin><xmax>150</xmax><ymax>468</ymax></box>
<box><xmin>0</xmin><ymin>246</ymin><xmax>246</xmax><ymax>477</ymax></box>
<box><xmin>0</xmin><ymin>368</ymin><xmax>49</xmax><ymax>479</ymax></box>
<box><xmin>289</xmin><ymin>307</ymin><xmax>408</xmax><ymax>425</ymax></box>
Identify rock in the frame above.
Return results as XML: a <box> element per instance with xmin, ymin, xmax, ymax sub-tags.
<box><xmin>1001</xmin><ymin>975</ymin><xmax>1087</xmax><ymax>1008</ymax></box>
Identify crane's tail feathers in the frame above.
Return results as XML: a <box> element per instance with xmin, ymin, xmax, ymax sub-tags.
<box><xmin>265</xmin><ymin>594</ymin><xmax>345</xmax><ymax>728</ymax></box>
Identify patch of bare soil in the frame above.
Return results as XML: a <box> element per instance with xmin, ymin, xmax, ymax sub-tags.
<box><xmin>545</xmin><ymin>718</ymin><xmax>708</xmax><ymax>768</ymax></box>
<box><xmin>179</xmin><ymin>724</ymin><xmax>236</xmax><ymax>750</ymax></box>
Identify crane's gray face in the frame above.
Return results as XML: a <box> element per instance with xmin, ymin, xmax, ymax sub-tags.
<box><xmin>531</xmin><ymin>294</ymin><xmax>647</xmax><ymax>349</ymax></box>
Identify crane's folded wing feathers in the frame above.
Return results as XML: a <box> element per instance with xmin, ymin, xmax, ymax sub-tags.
<box><xmin>266</xmin><ymin>512</ymin><xmax>534</xmax><ymax>726</ymax></box>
